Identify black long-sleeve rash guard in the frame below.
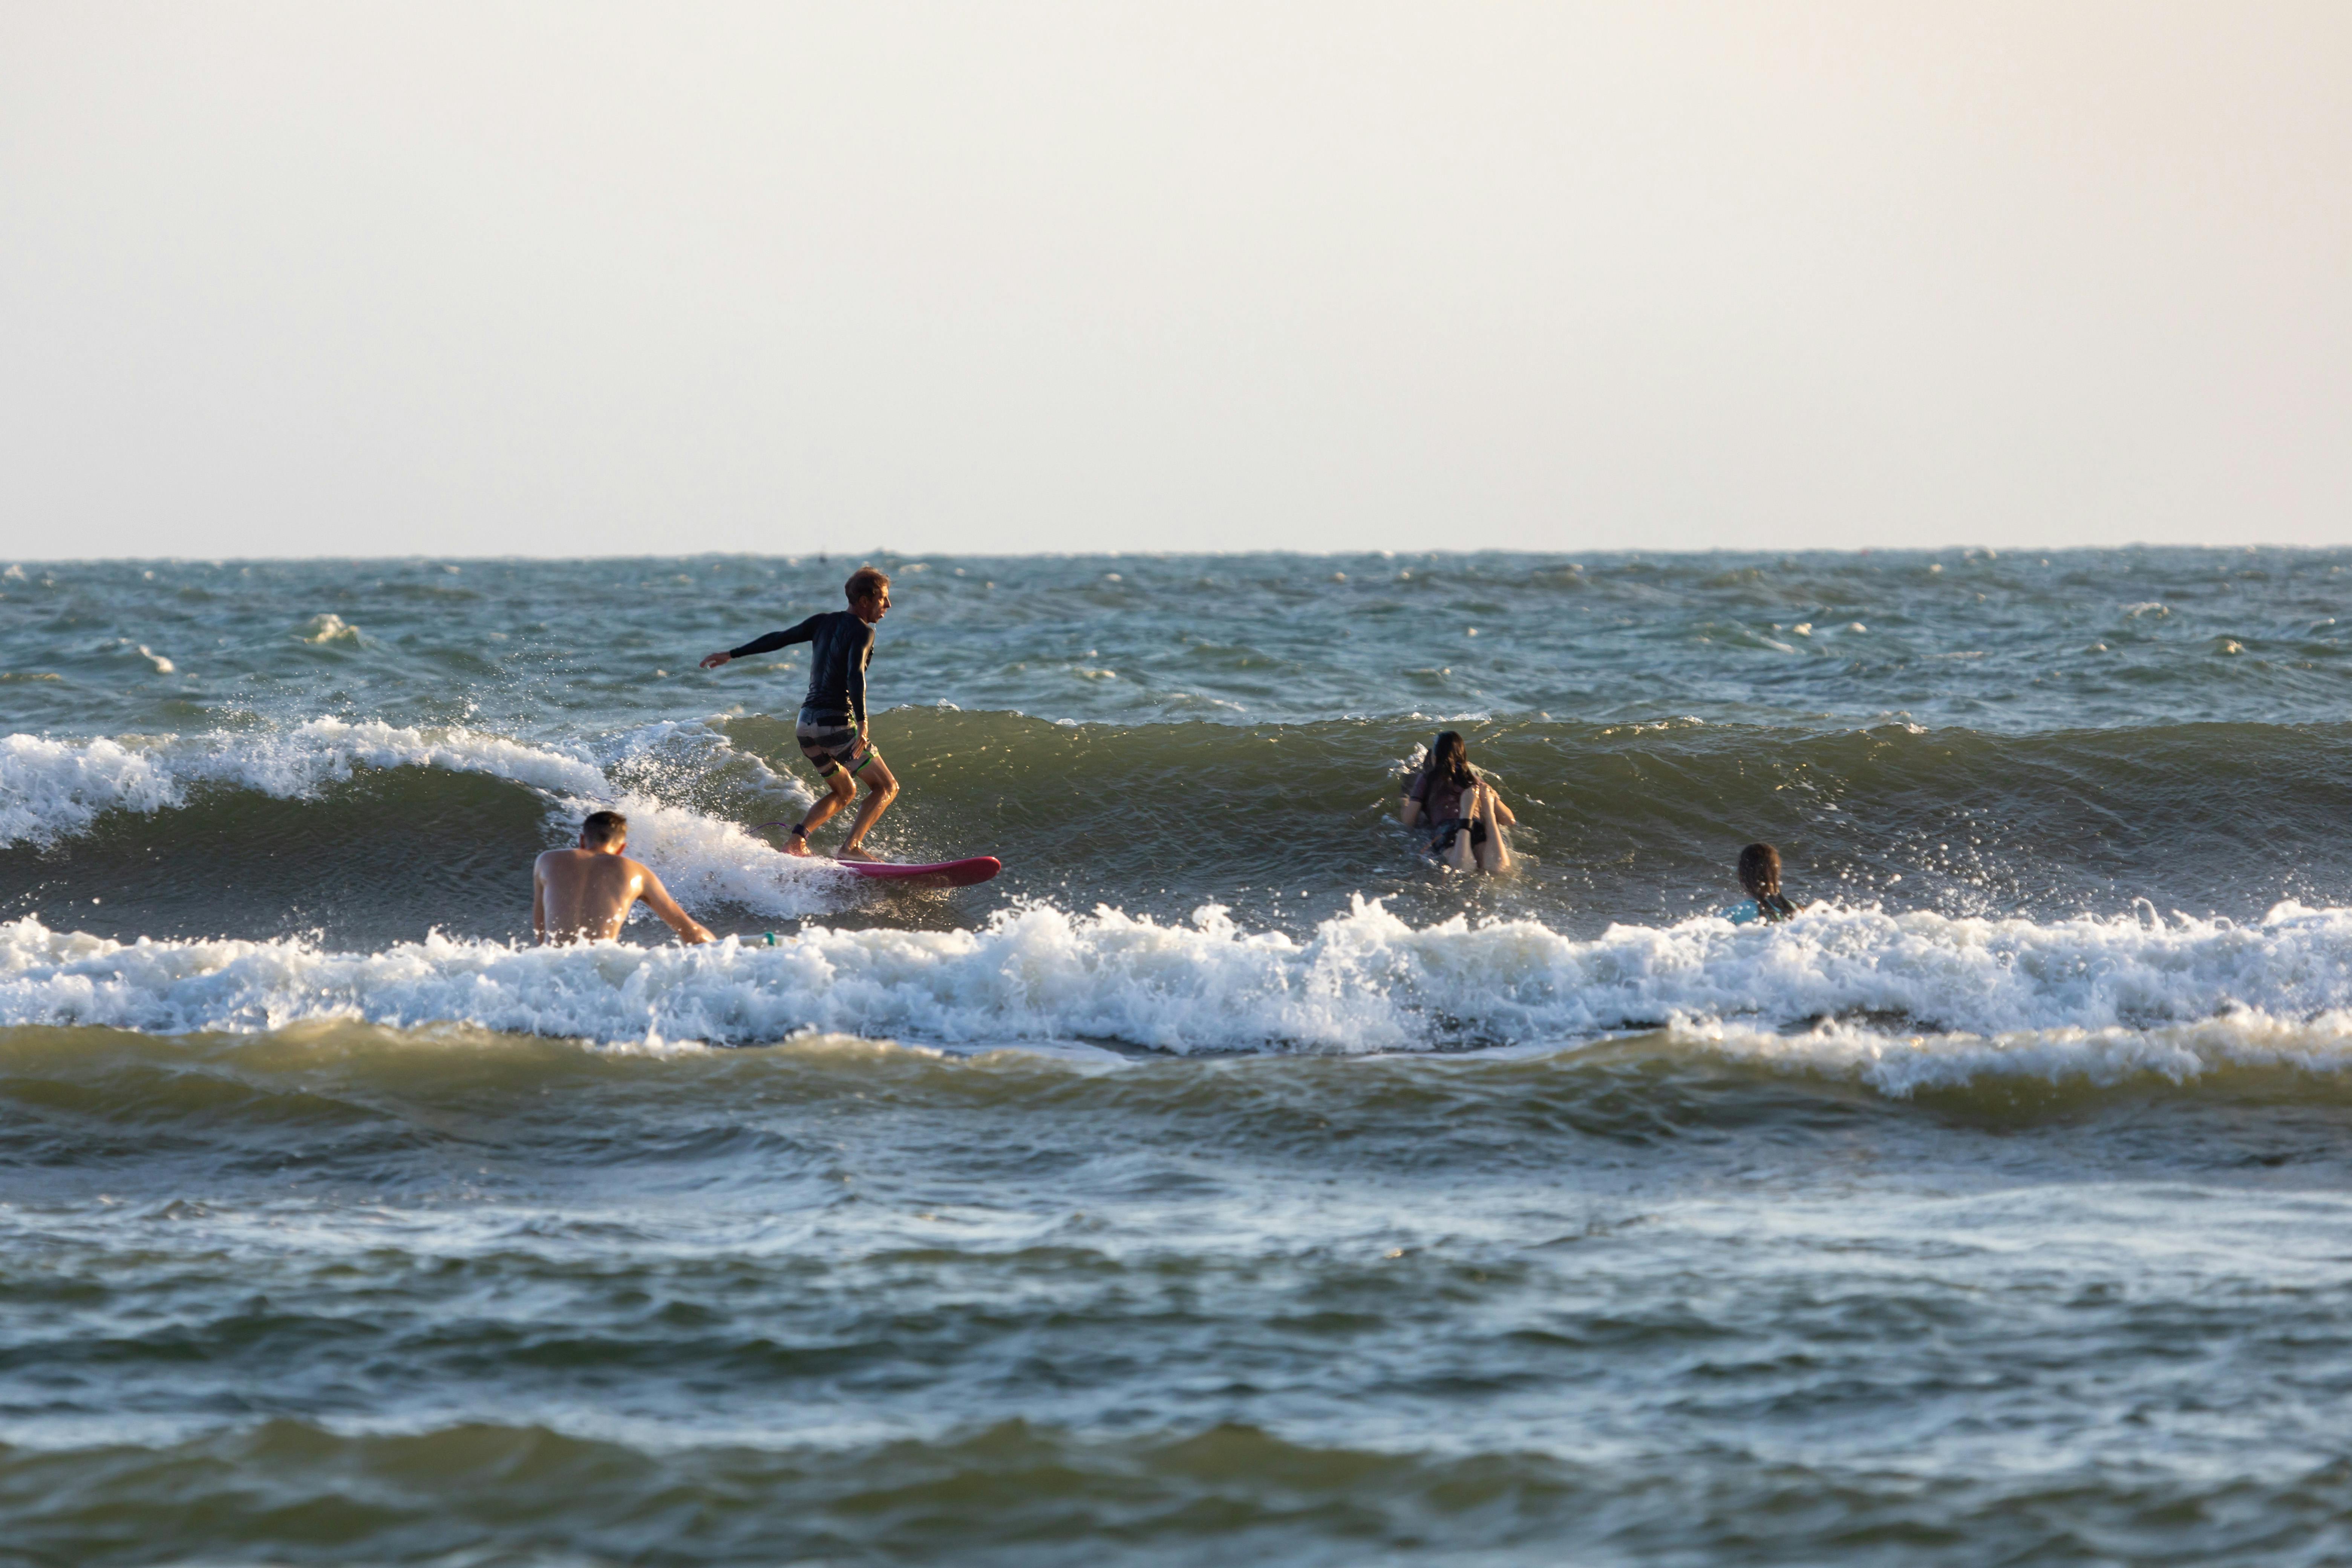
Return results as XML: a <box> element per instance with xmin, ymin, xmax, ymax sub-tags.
<box><xmin>728</xmin><ymin>611</ymin><xmax>877</xmax><ymax>725</ymax></box>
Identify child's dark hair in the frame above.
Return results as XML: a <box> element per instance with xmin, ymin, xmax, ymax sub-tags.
<box><xmin>1738</xmin><ymin>842</ymin><xmax>1798</xmax><ymax>918</ymax></box>
<box><xmin>1427</xmin><ymin>730</ymin><xmax>1475</xmax><ymax>789</ymax></box>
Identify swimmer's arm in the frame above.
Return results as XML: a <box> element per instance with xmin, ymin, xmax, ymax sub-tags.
<box><xmin>637</xmin><ymin>868</ymin><xmax>714</xmax><ymax>945</ymax></box>
<box><xmin>1399</xmin><ymin>794</ymin><xmax>1424</xmax><ymax>828</ymax></box>
<box><xmin>530</xmin><ymin>856</ymin><xmax>549</xmax><ymax>945</ymax></box>
<box><xmin>701</xmin><ymin>615</ymin><xmax>822</xmax><ymax>669</ymax></box>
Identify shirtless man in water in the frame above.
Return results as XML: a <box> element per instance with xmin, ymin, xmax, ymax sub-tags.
<box><xmin>701</xmin><ymin>565</ymin><xmax>898</xmax><ymax>861</ymax></box>
<box><xmin>533</xmin><ymin>810</ymin><xmax>714</xmax><ymax>945</ymax></box>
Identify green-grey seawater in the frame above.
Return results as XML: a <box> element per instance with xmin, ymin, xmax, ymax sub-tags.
<box><xmin>6</xmin><ymin>549</ymin><xmax>2352</xmax><ymax>1564</ymax></box>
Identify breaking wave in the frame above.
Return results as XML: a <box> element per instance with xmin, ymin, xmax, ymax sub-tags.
<box><xmin>0</xmin><ymin>717</ymin><xmax>849</xmax><ymax>919</ymax></box>
<box><xmin>9</xmin><ymin>898</ymin><xmax>2352</xmax><ymax>1088</ymax></box>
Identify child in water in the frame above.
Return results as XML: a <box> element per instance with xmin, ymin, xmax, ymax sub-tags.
<box><xmin>1724</xmin><ymin>842</ymin><xmax>1801</xmax><ymax>924</ymax></box>
<box><xmin>1399</xmin><ymin>730</ymin><xmax>1517</xmax><ymax>873</ymax></box>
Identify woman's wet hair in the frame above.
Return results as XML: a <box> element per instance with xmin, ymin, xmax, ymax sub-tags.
<box><xmin>1429</xmin><ymin>730</ymin><xmax>1475</xmax><ymax>788</ymax></box>
<box><xmin>1738</xmin><ymin>842</ymin><xmax>1781</xmax><ymax>897</ymax></box>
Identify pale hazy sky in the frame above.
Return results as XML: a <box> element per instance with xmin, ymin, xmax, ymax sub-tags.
<box><xmin>3</xmin><ymin>3</ymin><xmax>2347</xmax><ymax>558</ymax></box>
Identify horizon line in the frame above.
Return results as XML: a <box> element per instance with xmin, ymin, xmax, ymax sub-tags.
<box><xmin>0</xmin><ymin>542</ymin><xmax>2322</xmax><ymax>568</ymax></box>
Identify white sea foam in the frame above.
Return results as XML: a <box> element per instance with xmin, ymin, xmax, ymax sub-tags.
<box><xmin>10</xmin><ymin>900</ymin><xmax>2352</xmax><ymax>1082</ymax></box>
<box><xmin>1681</xmin><ymin>1012</ymin><xmax>2352</xmax><ymax>1098</ymax></box>
<box><xmin>0</xmin><ymin>719</ymin><xmax>833</xmax><ymax>917</ymax></box>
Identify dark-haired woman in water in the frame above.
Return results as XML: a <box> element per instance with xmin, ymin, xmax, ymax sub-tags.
<box><xmin>1398</xmin><ymin>730</ymin><xmax>1516</xmax><ymax>873</ymax></box>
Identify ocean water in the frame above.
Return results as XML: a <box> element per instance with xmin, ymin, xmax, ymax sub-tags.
<box><xmin>6</xmin><ymin>547</ymin><xmax>2352</xmax><ymax>1565</ymax></box>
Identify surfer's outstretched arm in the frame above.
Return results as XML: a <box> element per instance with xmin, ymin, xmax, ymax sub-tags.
<box><xmin>700</xmin><ymin>616</ymin><xmax>822</xmax><ymax>670</ymax></box>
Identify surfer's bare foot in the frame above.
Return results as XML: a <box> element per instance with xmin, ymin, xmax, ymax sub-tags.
<box><xmin>838</xmin><ymin>844</ymin><xmax>880</xmax><ymax>862</ymax></box>
<box><xmin>782</xmin><ymin>835</ymin><xmax>813</xmax><ymax>857</ymax></box>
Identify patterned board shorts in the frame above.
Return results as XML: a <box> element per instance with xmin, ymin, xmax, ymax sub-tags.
<box><xmin>796</xmin><ymin>710</ymin><xmax>878</xmax><ymax>778</ymax></box>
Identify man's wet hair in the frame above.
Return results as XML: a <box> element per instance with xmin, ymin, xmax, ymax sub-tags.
<box><xmin>845</xmin><ymin>566</ymin><xmax>891</xmax><ymax>604</ymax></box>
<box><xmin>1738</xmin><ymin>842</ymin><xmax>1781</xmax><ymax>897</ymax></box>
<box><xmin>581</xmin><ymin>810</ymin><xmax>628</xmax><ymax>848</ymax></box>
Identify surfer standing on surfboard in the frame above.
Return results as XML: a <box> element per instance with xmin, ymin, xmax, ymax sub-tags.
<box><xmin>700</xmin><ymin>566</ymin><xmax>898</xmax><ymax>861</ymax></box>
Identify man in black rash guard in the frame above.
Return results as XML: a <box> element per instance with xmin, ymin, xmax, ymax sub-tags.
<box><xmin>700</xmin><ymin>566</ymin><xmax>898</xmax><ymax>860</ymax></box>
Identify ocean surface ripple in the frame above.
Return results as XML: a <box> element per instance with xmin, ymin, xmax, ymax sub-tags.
<box><xmin>6</xmin><ymin>549</ymin><xmax>2352</xmax><ymax>1565</ymax></box>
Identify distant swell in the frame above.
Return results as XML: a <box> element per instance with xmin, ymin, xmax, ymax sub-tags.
<box><xmin>14</xmin><ymin>713</ymin><xmax>2352</xmax><ymax>949</ymax></box>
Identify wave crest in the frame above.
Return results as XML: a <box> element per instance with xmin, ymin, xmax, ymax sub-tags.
<box><xmin>8</xmin><ymin>899</ymin><xmax>2352</xmax><ymax>1076</ymax></box>
<box><xmin>0</xmin><ymin>718</ymin><xmax>834</xmax><ymax>918</ymax></box>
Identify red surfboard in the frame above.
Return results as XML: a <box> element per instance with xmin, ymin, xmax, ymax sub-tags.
<box><xmin>757</xmin><ymin>826</ymin><xmax>1000</xmax><ymax>888</ymax></box>
<box><xmin>837</xmin><ymin>856</ymin><xmax>1001</xmax><ymax>888</ymax></box>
